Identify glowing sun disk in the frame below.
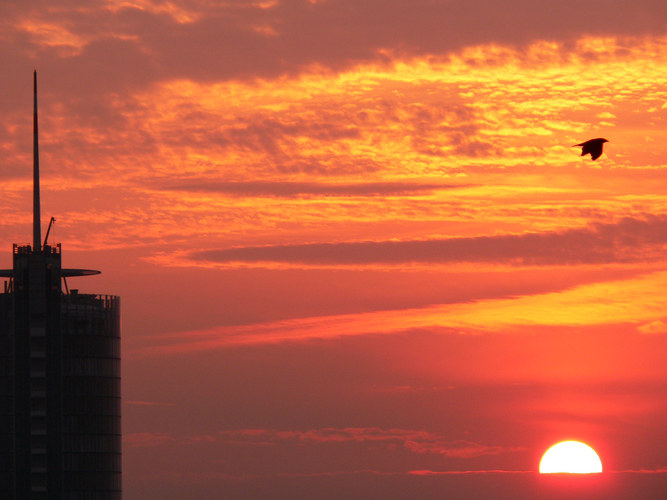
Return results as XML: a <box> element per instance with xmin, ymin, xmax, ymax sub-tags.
<box><xmin>539</xmin><ymin>441</ymin><xmax>602</xmax><ymax>474</ymax></box>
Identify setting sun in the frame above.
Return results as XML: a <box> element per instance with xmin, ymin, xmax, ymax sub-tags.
<box><xmin>539</xmin><ymin>441</ymin><xmax>603</xmax><ymax>474</ymax></box>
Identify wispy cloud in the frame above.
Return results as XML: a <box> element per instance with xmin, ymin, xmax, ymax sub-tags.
<box><xmin>408</xmin><ymin>469</ymin><xmax>531</xmax><ymax>475</ymax></box>
<box><xmin>128</xmin><ymin>427</ymin><xmax>523</xmax><ymax>459</ymax></box>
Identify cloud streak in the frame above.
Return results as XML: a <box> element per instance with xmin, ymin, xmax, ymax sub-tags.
<box><xmin>190</xmin><ymin>216</ymin><xmax>667</xmax><ymax>267</ymax></box>
<box><xmin>151</xmin><ymin>180</ymin><xmax>468</xmax><ymax>197</ymax></box>
<box><xmin>133</xmin><ymin>270</ymin><xmax>667</xmax><ymax>354</ymax></box>
<box><xmin>128</xmin><ymin>427</ymin><xmax>522</xmax><ymax>459</ymax></box>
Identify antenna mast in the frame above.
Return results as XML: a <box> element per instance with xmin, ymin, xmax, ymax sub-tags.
<box><xmin>33</xmin><ymin>70</ymin><xmax>41</xmax><ymax>252</ymax></box>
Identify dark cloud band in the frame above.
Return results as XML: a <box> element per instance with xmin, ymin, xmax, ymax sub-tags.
<box><xmin>190</xmin><ymin>216</ymin><xmax>667</xmax><ymax>266</ymax></box>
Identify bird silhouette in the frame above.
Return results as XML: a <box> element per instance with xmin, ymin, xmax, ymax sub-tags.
<box><xmin>573</xmin><ymin>138</ymin><xmax>608</xmax><ymax>161</ymax></box>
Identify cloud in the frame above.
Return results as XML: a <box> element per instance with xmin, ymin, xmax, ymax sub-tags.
<box><xmin>124</xmin><ymin>399</ymin><xmax>176</xmax><ymax>407</ymax></box>
<box><xmin>189</xmin><ymin>216</ymin><xmax>667</xmax><ymax>267</ymax></box>
<box><xmin>613</xmin><ymin>468</ymin><xmax>667</xmax><ymax>474</ymax></box>
<box><xmin>408</xmin><ymin>469</ymin><xmax>530</xmax><ymax>475</ymax></box>
<box><xmin>112</xmin><ymin>1</ymin><xmax>667</xmax><ymax>84</ymax></box>
<box><xmin>217</xmin><ymin>427</ymin><xmax>521</xmax><ymax>458</ymax></box>
<box><xmin>404</xmin><ymin>439</ymin><xmax>521</xmax><ymax>458</ymax></box>
<box><xmin>637</xmin><ymin>320</ymin><xmax>667</xmax><ymax>334</ymax></box>
<box><xmin>131</xmin><ymin>270</ymin><xmax>667</xmax><ymax>352</ymax></box>
<box><xmin>151</xmin><ymin>180</ymin><xmax>468</xmax><ymax>197</ymax></box>
<box><xmin>124</xmin><ymin>432</ymin><xmax>174</xmax><ymax>448</ymax></box>
<box><xmin>122</xmin><ymin>426</ymin><xmax>521</xmax><ymax>459</ymax></box>
<box><xmin>3</xmin><ymin>1</ymin><xmax>667</xmax><ymax>103</ymax></box>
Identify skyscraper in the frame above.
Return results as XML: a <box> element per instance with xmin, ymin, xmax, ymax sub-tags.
<box><xmin>0</xmin><ymin>73</ymin><xmax>121</xmax><ymax>499</ymax></box>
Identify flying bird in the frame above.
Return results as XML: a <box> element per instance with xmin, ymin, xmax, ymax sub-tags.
<box><xmin>573</xmin><ymin>138</ymin><xmax>608</xmax><ymax>161</ymax></box>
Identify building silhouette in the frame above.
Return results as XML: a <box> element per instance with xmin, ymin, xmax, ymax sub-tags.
<box><xmin>0</xmin><ymin>73</ymin><xmax>121</xmax><ymax>499</ymax></box>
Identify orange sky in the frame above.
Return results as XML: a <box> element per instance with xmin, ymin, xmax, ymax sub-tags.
<box><xmin>1</xmin><ymin>1</ymin><xmax>666</xmax><ymax>499</ymax></box>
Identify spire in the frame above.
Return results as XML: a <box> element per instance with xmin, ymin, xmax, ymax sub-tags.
<box><xmin>33</xmin><ymin>70</ymin><xmax>41</xmax><ymax>252</ymax></box>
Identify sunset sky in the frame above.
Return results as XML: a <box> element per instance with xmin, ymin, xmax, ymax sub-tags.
<box><xmin>1</xmin><ymin>1</ymin><xmax>667</xmax><ymax>498</ymax></box>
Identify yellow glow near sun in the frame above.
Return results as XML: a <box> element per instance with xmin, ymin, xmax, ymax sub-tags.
<box><xmin>539</xmin><ymin>441</ymin><xmax>603</xmax><ymax>474</ymax></box>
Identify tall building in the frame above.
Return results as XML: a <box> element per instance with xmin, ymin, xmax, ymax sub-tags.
<box><xmin>0</xmin><ymin>73</ymin><xmax>121</xmax><ymax>499</ymax></box>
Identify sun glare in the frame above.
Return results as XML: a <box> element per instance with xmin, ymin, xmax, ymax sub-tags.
<box><xmin>539</xmin><ymin>441</ymin><xmax>603</xmax><ymax>474</ymax></box>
